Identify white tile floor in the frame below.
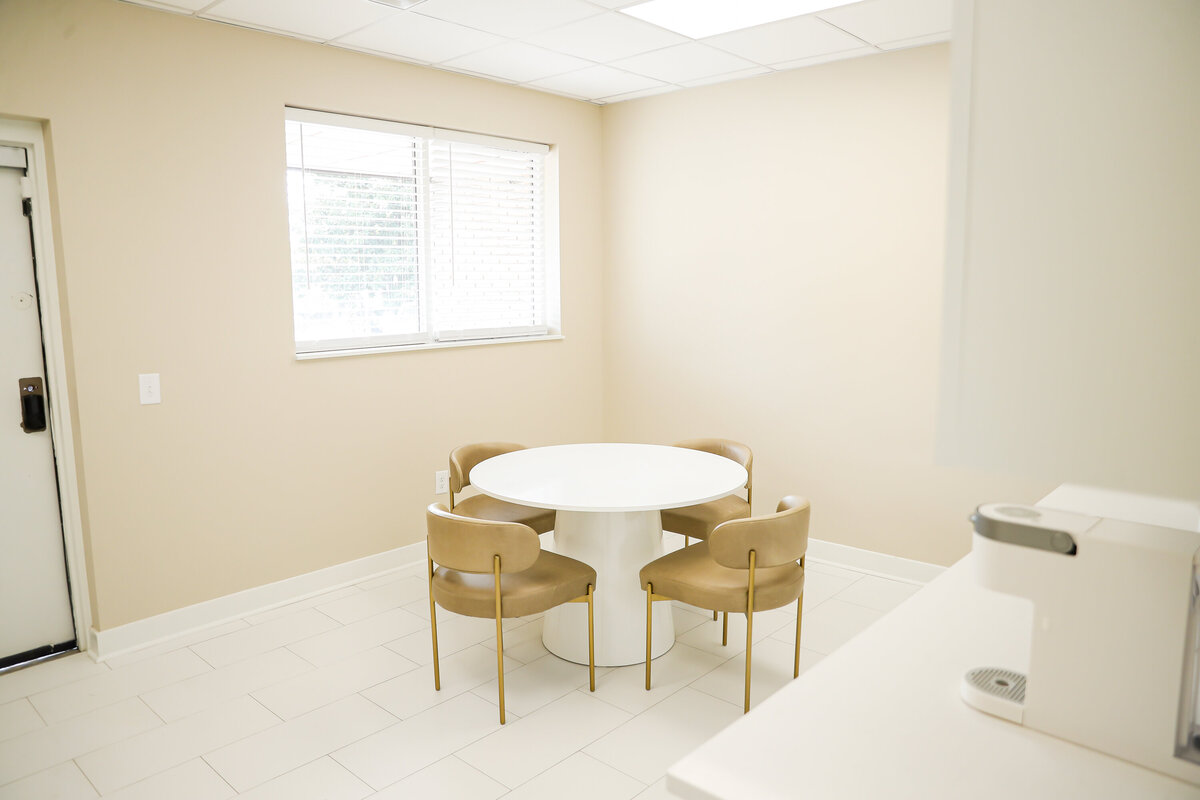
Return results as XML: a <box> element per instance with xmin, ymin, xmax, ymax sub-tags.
<box><xmin>0</xmin><ymin>553</ymin><xmax>921</xmax><ymax>799</ymax></box>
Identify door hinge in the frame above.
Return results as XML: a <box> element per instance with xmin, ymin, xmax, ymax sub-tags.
<box><xmin>20</xmin><ymin>177</ymin><xmax>33</xmax><ymax>216</ymax></box>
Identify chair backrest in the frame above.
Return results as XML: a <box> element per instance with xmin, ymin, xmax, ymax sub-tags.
<box><xmin>449</xmin><ymin>442</ymin><xmax>526</xmax><ymax>496</ymax></box>
<box><xmin>708</xmin><ymin>495</ymin><xmax>810</xmax><ymax>569</ymax></box>
<box><xmin>674</xmin><ymin>438</ymin><xmax>753</xmax><ymax>504</ymax></box>
<box><xmin>426</xmin><ymin>503</ymin><xmax>540</xmax><ymax>574</ymax></box>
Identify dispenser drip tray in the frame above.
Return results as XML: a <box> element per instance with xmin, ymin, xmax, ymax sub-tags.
<box><xmin>961</xmin><ymin>666</ymin><xmax>1026</xmax><ymax>723</ymax></box>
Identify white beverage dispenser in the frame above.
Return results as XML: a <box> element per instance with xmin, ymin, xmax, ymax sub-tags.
<box><xmin>963</xmin><ymin>485</ymin><xmax>1200</xmax><ymax>785</ymax></box>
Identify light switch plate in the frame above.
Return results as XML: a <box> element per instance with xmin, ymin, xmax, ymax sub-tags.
<box><xmin>138</xmin><ymin>373</ymin><xmax>161</xmax><ymax>405</ymax></box>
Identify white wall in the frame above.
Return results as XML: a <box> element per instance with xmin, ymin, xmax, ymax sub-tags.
<box><xmin>941</xmin><ymin>0</ymin><xmax>1200</xmax><ymax>496</ymax></box>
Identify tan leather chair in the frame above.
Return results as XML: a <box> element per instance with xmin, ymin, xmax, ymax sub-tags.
<box><xmin>449</xmin><ymin>442</ymin><xmax>555</xmax><ymax>534</ymax></box>
<box><xmin>659</xmin><ymin>438</ymin><xmax>753</xmax><ymax>547</ymax></box>
<box><xmin>641</xmin><ymin>495</ymin><xmax>809</xmax><ymax>713</ymax></box>
<box><xmin>426</xmin><ymin>503</ymin><xmax>595</xmax><ymax>724</ymax></box>
<box><xmin>660</xmin><ymin>438</ymin><xmax>754</xmax><ymax>622</ymax></box>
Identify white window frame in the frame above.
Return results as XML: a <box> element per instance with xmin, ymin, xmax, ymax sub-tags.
<box><xmin>285</xmin><ymin>108</ymin><xmax>562</xmax><ymax>359</ymax></box>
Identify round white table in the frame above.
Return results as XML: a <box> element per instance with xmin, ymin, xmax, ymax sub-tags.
<box><xmin>470</xmin><ymin>443</ymin><xmax>749</xmax><ymax>666</ymax></box>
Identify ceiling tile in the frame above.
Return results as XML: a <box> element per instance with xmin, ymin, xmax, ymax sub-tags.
<box><xmin>771</xmin><ymin>44</ymin><xmax>880</xmax><ymax>70</ymax></box>
<box><xmin>442</xmin><ymin>42</ymin><xmax>594</xmax><ymax>83</ymax></box>
<box><xmin>529</xmin><ymin>65</ymin><xmax>665</xmax><ymax>101</ymax></box>
<box><xmin>621</xmin><ymin>0</ymin><xmax>861</xmax><ymax>40</ymax></box>
<box><xmin>336</xmin><ymin>12</ymin><xmax>502</xmax><ymax>63</ymax></box>
<box><xmin>876</xmin><ymin>30</ymin><xmax>951</xmax><ymax>50</ymax></box>
<box><xmin>525</xmin><ymin>12</ymin><xmax>688</xmax><ymax>63</ymax></box>
<box><xmin>431</xmin><ymin>64</ymin><xmax>519</xmax><ymax>84</ymax></box>
<box><xmin>817</xmin><ymin>0</ymin><xmax>952</xmax><ymax>46</ymax></box>
<box><xmin>612</xmin><ymin>42</ymin><xmax>758</xmax><ymax>85</ymax></box>
<box><xmin>598</xmin><ymin>84</ymin><xmax>679</xmax><ymax>104</ymax></box>
<box><xmin>120</xmin><ymin>0</ymin><xmax>932</xmax><ymax>104</ymax></box>
<box><xmin>120</xmin><ymin>0</ymin><xmax>213</xmax><ymax>12</ymax></box>
<box><xmin>678</xmin><ymin>65</ymin><xmax>772</xmax><ymax>89</ymax></box>
<box><xmin>203</xmin><ymin>0</ymin><xmax>396</xmax><ymax>41</ymax></box>
<box><xmin>326</xmin><ymin>41</ymin><xmax>427</xmax><ymax>67</ymax></box>
<box><xmin>703</xmin><ymin>15</ymin><xmax>864</xmax><ymax>65</ymax></box>
<box><xmin>531</xmin><ymin>85</ymin><xmax>589</xmax><ymax>102</ymax></box>
<box><xmin>413</xmin><ymin>0</ymin><xmax>604</xmax><ymax>39</ymax></box>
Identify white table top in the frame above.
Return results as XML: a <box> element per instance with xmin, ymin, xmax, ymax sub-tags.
<box><xmin>469</xmin><ymin>443</ymin><xmax>748</xmax><ymax>513</ymax></box>
<box><xmin>668</xmin><ymin>556</ymin><xmax>1200</xmax><ymax>800</ymax></box>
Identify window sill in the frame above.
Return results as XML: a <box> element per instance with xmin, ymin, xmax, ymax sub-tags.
<box><xmin>295</xmin><ymin>333</ymin><xmax>564</xmax><ymax>361</ymax></box>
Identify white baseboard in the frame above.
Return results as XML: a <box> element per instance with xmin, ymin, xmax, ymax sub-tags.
<box><xmin>89</xmin><ymin>541</ymin><xmax>428</xmax><ymax>663</ymax></box>
<box><xmin>805</xmin><ymin>538</ymin><xmax>945</xmax><ymax>585</ymax></box>
<box><xmin>88</xmin><ymin>536</ymin><xmax>942</xmax><ymax>663</ymax></box>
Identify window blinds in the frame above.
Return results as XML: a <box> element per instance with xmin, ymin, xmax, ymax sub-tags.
<box><xmin>428</xmin><ymin>139</ymin><xmax>546</xmax><ymax>341</ymax></box>
<box><xmin>285</xmin><ymin>109</ymin><xmax>551</xmax><ymax>354</ymax></box>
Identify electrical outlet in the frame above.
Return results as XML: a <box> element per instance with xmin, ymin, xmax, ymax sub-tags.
<box><xmin>138</xmin><ymin>373</ymin><xmax>161</xmax><ymax>405</ymax></box>
<box><xmin>434</xmin><ymin>469</ymin><xmax>449</xmax><ymax>495</ymax></box>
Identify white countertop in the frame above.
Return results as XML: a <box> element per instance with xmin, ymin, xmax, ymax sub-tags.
<box><xmin>668</xmin><ymin>556</ymin><xmax>1200</xmax><ymax>800</ymax></box>
<box><xmin>469</xmin><ymin>443</ymin><xmax>748</xmax><ymax>513</ymax></box>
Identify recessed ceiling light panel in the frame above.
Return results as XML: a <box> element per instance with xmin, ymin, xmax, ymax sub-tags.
<box><xmin>621</xmin><ymin>0</ymin><xmax>861</xmax><ymax>39</ymax></box>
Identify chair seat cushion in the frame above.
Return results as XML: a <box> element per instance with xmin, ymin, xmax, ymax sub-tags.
<box><xmin>433</xmin><ymin>551</ymin><xmax>596</xmax><ymax>619</ymax></box>
<box><xmin>453</xmin><ymin>494</ymin><xmax>556</xmax><ymax>534</ymax></box>
<box><xmin>639</xmin><ymin>543</ymin><xmax>804</xmax><ymax>613</ymax></box>
<box><xmin>660</xmin><ymin>495</ymin><xmax>750</xmax><ymax>540</ymax></box>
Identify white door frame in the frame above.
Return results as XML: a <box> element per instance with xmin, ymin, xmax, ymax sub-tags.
<box><xmin>0</xmin><ymin>117</ymin><xmax>92</xmax><ymax>652</ymax></box>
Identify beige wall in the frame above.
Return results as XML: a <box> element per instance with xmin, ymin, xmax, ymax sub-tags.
<box><xmin>14</xmin><ymin>0</ymin><xmax>1161</xmax><ymax>629</ymax></box>
<box><xmin>941</xmin><ymin>0</ymin><xmax>1200</xmax><ymax>495</ymax></box>
<box><xmin>601</xmin><ymin>45</ymin><xmax>1046</xmax><ymax>566</ymax></box>
<box><xmin>0</xmin><ymin>0</ymin><xmax>605</xmax><ymax>628</ymax></box>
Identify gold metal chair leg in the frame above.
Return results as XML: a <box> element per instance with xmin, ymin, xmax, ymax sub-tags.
<box><xmin>795</xmin><ymin>555</ymin><xmax>806</xmax><ymax>679</ymax></box>
<box><xmin>713</xmin><ymin>610</ymin><xmax>718</xmax><ymax>621</ymax></box>
<box><xmin>794</xmin><ymin>593</ymin><xmax>804</xmax><ymax>678</ymax></box>
<box><xmin>587</xmin><ymin>584</ymin><xmax>596</xmax><ymax>692</ymax></box>
<box><xmin>645</xmin><ymin>583</ymin><xmax>654</xmax><ymax>691</ymax></box>
<box><xmin>428</xmin><ymin>557</ymin><xmax>441</xmax><ymax>691</ymax></box>
<box><xmin>685</xmin><ymin>535</ymin><xmax>689</xmax><ymax>547</ymax></box>
<box><xmin>722</xmin><ymin>611</ymin><xmax>728</xmax><ymax>646</ymax></box>
<box><xmin>744</xmin><ymin>550</ymin><xmax>757</xmax><ymax>714</ymax></box>
<box><xmin>493</xmin><ymin>554</ymin><xmax>505</xmax><ymax>725</ymax></box>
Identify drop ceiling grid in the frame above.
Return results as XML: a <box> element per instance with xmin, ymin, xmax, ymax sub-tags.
<box><xmin>115</xmin><ymin>0</ymin><xmax>952</xmax><ymax>103</ymax></box>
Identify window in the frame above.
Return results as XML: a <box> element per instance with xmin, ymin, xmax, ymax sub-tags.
<box><xmin>284</xmin><ymin>108</ymin><xmax>558</xmax><ymax>356</ymax></box>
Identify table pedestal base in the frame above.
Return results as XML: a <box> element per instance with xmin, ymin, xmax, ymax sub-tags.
<box><xmin>542</xmin><ymin>509</ymin><xmax>675</xmax><ymax>666</ymax></box>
